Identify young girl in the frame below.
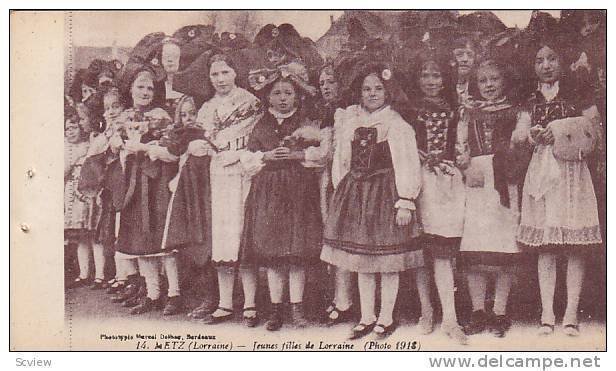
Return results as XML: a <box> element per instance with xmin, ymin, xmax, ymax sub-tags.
<box><xmin>313</xmin><ymin>64</ymin><xmax>355</xmax><ymax>326</ymax></box>
<box><xmin>407</xmin><ymin>52</ymin><xmax>467</xmax><ymax>344</ymax></box>
<box><xmin>516</xmin><ymin>40</ymin><xmax>602</xmax><ymax>337</ymax></box>
<box><xmin>240</xmin><ymin>76</ymin><xmax>323</xmax><ymax>331</ymax></box>
<box><xmin>452</xmin><ymin>37</ymin><xmax>479</xmax><ymax>107</ymax></box>
<box><xmin>186</xmin><ymin>54</ymin><xmax>261</xmax><ymax>326</ymax></box>
<box><xmin>321</xmin><ymin>64</ymin><xmax>423</xmax><ymax>339</ymax></box>
<box><xmin>113</xmin><ymin>64</ymin><xmax>182</xmax><ymax>315</ymax></box>
<box><xmin>79</xmin><ymin>88</ymin><xmax>127</xmax><ymax>291</ymax></box>
<box><xmin>65</xmin><ymin>106</ymin><xmax>97</xmax><ymax>288</ymax></box>
<box><xmin>457</xmin><ymin>59</ymin><xmax>527</xmax><ymax>338</ymax></box>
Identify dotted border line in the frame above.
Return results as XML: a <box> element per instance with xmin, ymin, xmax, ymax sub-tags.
<box><xmin>65</xmin><ymin>10</ymin><xmax>74</xmax><ymax>351</ymax></box>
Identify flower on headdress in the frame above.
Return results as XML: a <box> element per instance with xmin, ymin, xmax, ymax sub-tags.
<box><xmin>272</xmin><ymin>27</ymin><xmax>280</xmax><ymax>38</ymax></box>
<box><xmin>114</xmin><ymin>60</ymin><xmax>123</xmax><ymax>70</ymax></box>
<box><xmin>151</xmin><ymin>58</ymin><xmax>159</xmax><ymax>66</ymax></box>
<box><xmin>229</xmin><ymin>33</ymin><xmax>236</xmax><ymax>40</ymax></box>
<box><xmin>258</xmin><ymin>75</ymin><xmax>266</xmax><ymax>83</ymax></box>
<box><xmin>281</xmin><ymin>68</ymin><xmax>290</xmax><ymax>78</ymax></box>
<box><xmin>188</xmin><ymin>29</ymin><xmax>196</xmax><ymax>38</ymax></box>
<box><xmin>381</xmin><ymin>69</ymin><xmax>392</xmax><ymax>81</ymax></box>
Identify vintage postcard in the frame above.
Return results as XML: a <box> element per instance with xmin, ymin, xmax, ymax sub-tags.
<box><xmin>10</xmin><ymin>9</ymin><xmax>606</xmax><ymax>352</ymax></box>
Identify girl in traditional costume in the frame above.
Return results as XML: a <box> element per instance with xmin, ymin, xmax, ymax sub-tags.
<box><xmin>185</xmin><ymin>54</ymin><xmax>262</xmax><ymax>326</ymax></box>
<box><xmin>321</xmin><ymin>63</ymin><xmax>424</xmax><ymax>339</ymax></box>
<box><xmin>457</xmin><ymin>59</ymin><xmax>528</xmax><ymax>338</ymax></box>
<box><xmin>516</xmin><ymin>39</ymin><xmax>603</xmax><ymax>337</ymax></box>
<box><xmin>240</xmin><ymin>75</ymin><xmax>323</xmax><ymax>331</ymax></box>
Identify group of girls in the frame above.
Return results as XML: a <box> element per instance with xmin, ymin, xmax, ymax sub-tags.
<box><xmin>65</xmin><ymin>23</ymin><xmax>604</xmax><ymax>345</ymax></box>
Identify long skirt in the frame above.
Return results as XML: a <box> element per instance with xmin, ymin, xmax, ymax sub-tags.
<box><xmin>240</xmin><ymin>164</ymin><xmax>322</xmax><ymax>267</ymax></box>
<box><xmin>458</xmin><ymin>155</ymin><xmax>523</xmax><ymax>269</ymax></box>
<box><xmin>321</xmin><ymin>168</ymin><xmax>423</xmax><ymax>273</ymax></box>
<box><xmin>417</xmin><ymin>166</ymin><xmax>465</xmax><ymax>258</ymax></box>
<box><xmin>210</xmin><ymin>162</ymin><xmax>251</xmax><ymax>265</ymax></box>
<box><xmin>517</xmin><ymin>145</ymin><xmax>602</xmax><ymax>252</ymax></box>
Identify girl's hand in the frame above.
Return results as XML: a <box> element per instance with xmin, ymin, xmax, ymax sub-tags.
<box><xmin>263</xmin><ymin>147</ymin><xmax>290</xmax><ymax>161</ymax></box>
<box><xmin>455</xmin><ymin>152</ymin><xmax>471</xmax><ymax>170</ymax></box>
<box><xmin>277</xmin><ymin>150</ymin><xmax>305</xmax><ymax>161</ymax></box>
<box><xmin>529</xmin><ymin>125</ymin><xmax>544</xmax><ymax>143</ymax></box>
<box><xmin>124</xmin><ymin>140</ymin><xmax>146</xmax><ymax>154</ymax></box>
<box><xmin>187</xmin><ymin>140</ymin><xmax>211</xmax><ymax>157</ymax></box>
<box><xmin>395</xmin><ymin>207</ymin><xmax>413</xmax><ymax>226</ymax></box>
<box><xmin>541</xmin><ymin>127</ymin><xmax>555</xmax><ymax>145</ymax></box>
<box><xmin>109</xmin><ymin>134</ymin><xmax>124</xmax><ymax>152</ymax></box>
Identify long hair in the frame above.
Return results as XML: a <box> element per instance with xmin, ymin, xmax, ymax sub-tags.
<box><xmin>206</xmin><ymin>53</ymin><xmax>240</xmax><ymax>93</ymax></box>
<box><xmin>349</xmin><ymin>62</ymin><xmax>408</xmax><ymax>112</ymax></box>
<box><xmin>261</xmin><ymin>76</ymin><xmax>303</xmax><ymax>112</ymax></box>
<box><xmin>409</xmin><ymin>52</ymin><xmax>456</xmax><ymax>109</ymax></box>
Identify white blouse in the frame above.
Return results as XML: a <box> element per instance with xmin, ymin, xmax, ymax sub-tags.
<box><xmin>331</xmin><ymin>104</ymin><xmax>421</xmax><ymax>210</ymax></box>
<box><xmin>195</xmin><ymin>87</ymin><xmax>262</xmax><ymax>175</ymax></box>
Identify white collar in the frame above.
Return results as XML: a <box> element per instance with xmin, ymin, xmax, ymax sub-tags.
<box><xmin>269</xmin><ymin>107</ymin><xmax>297</xmax><ymax>120</ymax></box>
<box><xmin>539</xmin><ymin>81</ymin><xmax>560</xmax><ymax>102</ymax></box>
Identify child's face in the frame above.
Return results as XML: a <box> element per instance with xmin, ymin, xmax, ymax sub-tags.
<box><xmin>209</xmin><ymin>60</ymin><xmax>237</xmax><ymax>96</ymax></box>
<box><xmin>98</xmin><ymin>72</ymin><xmax>114</xmax><ymax>89</ymax></box>
<box><xmin>361</xmin><ymin>74</ymin><xmax>386</xmax><ymax>113</ymax></box>
<box><xmin>179</xmin><ymin>100</ymin><xmax>197</xmax><ymax>126</ymax></box>
<box><xmin>76</xmin><ymin>103</ymin><xmax>92</xmax><ymax>133</ymax></box>
<box><xmin>103</xmin><ymin>94</ymin><xmax>124</xmax><ymax>124</ymax></box>
<box><xmin>580</xmin><ymin>14</ymin><xmax>600</xmax><ymax>37</ymax></box>
<box><xmin>319</xmin><ymin>70</ymin><xmax>339</xmax><ymax>103</ymax></box>
<box><xmin>419</xmin><ymin>61</ymin><xmax>444</xmax><ymax>98</ymax></box>
<box><xmin>65</xmin><ymin>119</ymin><xmax>82</xmax><ymax>143</ymax></box>
<box><xmin>477</xmin><ymin>65</ymin><xmax>505</xmax><ymax>101</ymax></box>
<box><xmin>535</xmin><ymin>46</ymin><xmax>562</xmax><ymax>84</ymax></box>
<box><xmin>162</xmin><ymin>43</ymin><xmax>181</xmax><ymax>75</ymax></box>
<box><xmin>269</xmin><ymin>81</ymin><xmax>296</xmax><ymax>114</ymax></box>
<box><xmin>81</xmin><ymin>83</ymin><xmax>96</xmax><ymax>102</ymax></box>
<box><xmin>131</xmin><ymin>71</ymin><xmax>155</xmax><ymax>108</ymax></box>
<box><xmin>453</xmin><ymin>45</ymin><xmax>476</xmax><ymax>77</ymax></box>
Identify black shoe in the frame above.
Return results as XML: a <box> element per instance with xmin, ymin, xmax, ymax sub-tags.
<box><xmin>130</xmin><ymin>297</ymin><xmax>164</xmax><ymax>315</ymax></box>
<box><xmin>325</xmin><ymin>304</ymin><xmax>354</xmax><ymax>327</ymax></box>
<box><xmin>349</xmin><ymin>322</ymin><xmax>376</xmax><ymax>340</ymax></box>
<box><xmin>265</xmin><ymin>304</ymin><xmax>283</xmax><ymax>331</ymax></box>
<box><xmin>110</xmin><ymin>283</ymin><xmax>138</xmax><ymax>303</ymax></box>
<box><xmin>242</xmin><ymin>307</ymin><xmax>259</xmax><ymax>328</ymax></box>
<box><xmin>489</xmin><ymin>315</ymin><xmax>512</xmax><ymax>338</ymax></box>
<box><xmin>188</xmin><ymin>300</ymin><xmax>216</xmax><ymax>320</ymax></box>
<box><xmin>163</xmin><ymin>296</ymin><xmax>185</xmax><ymax>316</ymax></box>
<box><xmin>464</xmin><ymin>310</ymin><xmax>489</xmax><ymax>335</ymax></box>
<box><xmin>290</xmin><ymin>303</ymin><xmax>308</xmax><ymax>329</ymax></box>
<box><xmin>373</xmin><ymin>322</ymin><xmax>397</xmax><ymax>339</ymax></box>
<box><xmin>122</xmin><ymin>283</ymin><xmax>146</xmax><ymax>308</ymax></box>
<box><xmin>68</xmin><ymin>277</ymin><xmax>91</xmax><ymax>289</ymax></box>
<box><xmin>106</xmin><ymin>280</ymin><xmax>127</xmax><ymax>294</ymax></box>
<box><xmin>90</xmin><ymin>279</ymin><xmax>105</xmax><ymax>290</ymax></box>
<box><xmin>201</xmin><ymin>307</ymin><xmax>234</xmax><ymax>325</ymax></box>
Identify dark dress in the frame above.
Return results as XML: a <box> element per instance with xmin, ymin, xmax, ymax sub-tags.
<box><xmin>115</xmin><ymin>149</ymin><xmax>178</xmax><ymax>256</ymax></box>
<box><xmin>240</xmin><ymin>111</ymin><xmax>323</xmax><ymax>267</ymax></box>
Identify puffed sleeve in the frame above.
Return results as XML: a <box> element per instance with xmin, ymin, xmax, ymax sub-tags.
<box><xmin>302</xmin><ymin>126</ymin><xmax>333</xmax><ymax>168</ymax></box>
<box><xmin>237</xmin><ymin>119</ymin><xmax>265</xmax><ymax>177</ymax></box>
<box><xmin>512</xmin><ymin>110</ymin><xmax>532</xmax><ymax>145</ymax></box>
<box><xmin>331</xmin><ymin>108</ymin><xmax>351</xmax><ymax>188</ymax></box>
<box><xmin>388</xmin><ymin>117</ymin><xmax>421</xmax><ymax>210</ymax></box>
<box><xmin>146</xmin><ymin>144</ymin><xmax>179</xmax><ymax>162</ymax></box>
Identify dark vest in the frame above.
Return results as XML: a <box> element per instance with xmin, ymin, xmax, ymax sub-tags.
<box><xmin>350</xmin><ymin>127</ymin><xmax>393</xmax><ymax>177</ymax></box>
<box><xmin>412</xmin><ymin>108</ymin><xmax>458</xmax><ymax>162</ymax></box>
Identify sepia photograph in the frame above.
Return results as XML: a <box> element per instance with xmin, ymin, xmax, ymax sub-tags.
<box><xmin>10</xmin><ymin>8</ymin><xmax>607</xmax><ymax>353</ymax></box>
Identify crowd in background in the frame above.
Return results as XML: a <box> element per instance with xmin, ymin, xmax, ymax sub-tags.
<box><xmin>64</xmin><ymin>10</ymin><xmax>606</xmax><ymax>344</ymax></box>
